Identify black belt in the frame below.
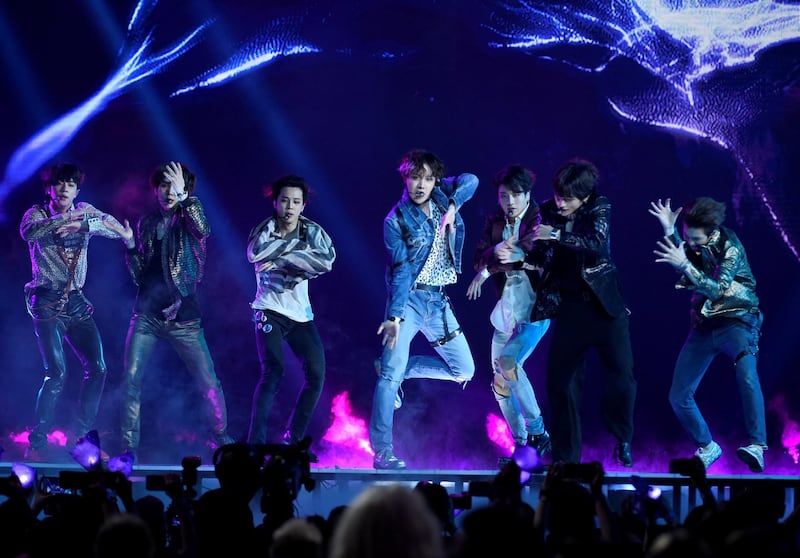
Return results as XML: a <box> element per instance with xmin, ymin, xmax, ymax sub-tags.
<box><xmin>414</xmin><ymin>283</ymin><xmax>446</xmax><ymax>293</ymax></box>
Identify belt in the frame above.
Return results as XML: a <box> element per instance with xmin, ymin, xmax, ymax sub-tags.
<box><xmin>414</xmin><ymin>283</ymin><xmax>446</xmax><ymax>293</ymax></box>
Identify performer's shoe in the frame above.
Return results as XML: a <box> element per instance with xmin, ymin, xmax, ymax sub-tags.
<box><xmin>528</xmin><ymin>431</ymin><xmax>552</xmax><ymax>456</ymax></box>
<box><xmin>736</xmin><ymin>444</ymin><xmax>765</xmax><ymax>472</ymax></box>
<box><xmin>695</xmin><ymin>441</ymin><xmax>722</xmax><ymax>470</ymax></box>
<box><xmin>614</xmin><ymin>442</ymin><xmax>633</xmax><ymax>467</ymax></box>
<box><xmin>374</xmin><ymin>449</ymin><xmax>407</xmax><ymax>470</ymax></box>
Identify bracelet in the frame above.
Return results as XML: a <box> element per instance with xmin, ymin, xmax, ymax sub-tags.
<box><xmin>549</xmin><ymin>229</ymin><xmax>560</xmax><ymax>241</ymax></box>
<box><xmin>679</xmin><ymin>259</ymin><xmax>690</xmax><ymax>270</ymax></box>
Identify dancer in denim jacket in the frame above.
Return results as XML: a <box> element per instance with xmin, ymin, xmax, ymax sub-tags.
<box><xmin>370</xmin><ymin>149</ymin><xmax>478</xmax><ymax>469</ymax></box>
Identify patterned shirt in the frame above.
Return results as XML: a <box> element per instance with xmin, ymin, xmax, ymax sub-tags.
<box><xmin>416</xmin><ymin>201</ymin><xmax>457</xmax><ymax>286</ymax></box>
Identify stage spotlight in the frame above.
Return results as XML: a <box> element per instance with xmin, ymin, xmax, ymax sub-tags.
<box><xmin>11</xmin><ymin>462</ymin><xmax>36</xmax><ymax>489</ymax></box>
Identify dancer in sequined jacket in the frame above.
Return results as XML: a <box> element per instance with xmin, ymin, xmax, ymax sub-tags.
<box><xmin>119</xmin><ymin>161</ymin><xmax>233</xmax><ymax>461</ymax></box>
<box><xmin>20</xmin><ymin>162</ymin><xmax>129</xmax><ymax>459</ymax></box>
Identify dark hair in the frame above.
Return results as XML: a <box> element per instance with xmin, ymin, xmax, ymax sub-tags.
<box><xmin>149</xmin><ymin>162</ymin><xmax>196</xmax><ymax>194</ymax></box>
<box><xmin>40</xmin><ymin>163</ymin><xmax>85</xmax><ymax>188</ymax></box>
<box><xmin>263</xmin><ymin>174</ymin><xmax>312</xmax><ymax>203</ymax></box>
<box><xmin>397</xmin><ymin>149</ymin><xmax>446</xmax><ymax>180</ymax></box>
<box><xmin>552</xmin><ymin>158</ymin><xmax>598</xmax><ymax>200</ymax></box>
<box><xmin>494</xmin><ymin>164</ymin><xmax>535</xmax><ymax>194</ymax></box>
<box><xmin>682</xmin><ymin>197</ymin><xmax>726</xmax><ymax>234</ymax></box>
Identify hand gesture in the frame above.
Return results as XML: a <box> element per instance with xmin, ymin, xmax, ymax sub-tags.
<box><xmin>377</xmin><ymin>319</ymin><xmax>400</xmax><ymax>350</ymax></box>
<box><xmin>164</xmin><ymin>161</ymin><xmax>188</xmax><ymax>201</ymax></box>
<box><xmin>648</xmin><ymin>198</ymin><xmax>681</xmax><ymax>235</ymax></box>
<box><xmin>495</xmin><ymin>234</ymin><xmax>517</xmax><ymax>264</ymax></box>
<box><xmin>466</xmin><ymin>270</ymin><xmax>487</xmax><ymax>300</ymax></box>
<box><xmin>438</xmin><ymin>203</ymin><xmax>456</xmax><ymax>236</ymax></box>
<box><xmin>532</xmin><ymin>223</ymin><xmax>555</xmax><ymax>241</ymax></box>
<box><xmin>654</xmin><ymin>236</ymin><xmax>689</xmax><ymax>270</ymax></box>
<box><xmin>55</xmin><ymin>220</ymin><xmax>83</xmax><ymax>237</ymax></box>
<box><xmin>106</xmin><ymin>217</ymin><xmax>135</xmax><ymax>245</ymax></box>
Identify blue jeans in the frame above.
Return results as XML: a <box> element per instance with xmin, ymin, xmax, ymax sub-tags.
<box><xmin>493</xmin><ymin>319</ymin><xmax>550</xmax><ymax>445</ymax></box>
<box><xmin>369</xmin><ymin>289</ymin><xmax>475</xmax><ymax>455</ymax></box>
<box><xmin>120</xmin><ymin>314</ymin><xmax>230</xmax><ymax>451</ymax></box>
<box><xmin>669</xmin><ymin>317</ymin><xmax>766</xmax><ymax>447</ymax></box>
<box><xmin>27</xmin><ymin>289</ymin><xmax>107</xmax><ymax>448</ymax></box>
<box><xmin>247</xmin><ymin>309</ymin><xmax>326</xmax><ymax>445</ymax></box>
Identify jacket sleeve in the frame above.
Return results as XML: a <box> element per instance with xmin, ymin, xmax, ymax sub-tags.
<box><xmin>384</xmin><ymin>213</ymin><xmax>413</xmax><ymax>319</ymax></box>
<box><xmin>440</xmin><ymin>173</ymin><xmax>479</xmax><ymax>211</ymax></box>
<box><xmin>178</xmin><ymin>196</ymin><xmax>211</xmax><ymax>241</ymax></box>
<box><xmin>19</xmin><ymin>206</ymin><xmax>60</xmax><ymax>241</ymax></box>
<box><xmin>125</xmin><ymin>217</ymin><xmax>150</xmax><ymax>287</ymax></box>
<box><xmin>676</xmin><ymin>240</ymin><xmax>742</xmax><ymax>302</ymax></box>
<box><xmin>78</xmin><ymin>202</ymin><xmax>127</xmax><ymax>240</ymax></box>
<box><xmin>558</xmin><ymin>196</ymin><xmax>612</xmax><ymax>260</ymax></box>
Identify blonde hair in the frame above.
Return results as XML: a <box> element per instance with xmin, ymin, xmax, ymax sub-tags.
<box><xmin>328</xmin><ymin>484</ymin><xmax>446</xmax><ymax>558</ymax></box>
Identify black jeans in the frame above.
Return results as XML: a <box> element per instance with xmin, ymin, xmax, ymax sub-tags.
<box><xmin>247</xmin><ymin>309</ymin><xmax>326</xmax><ymax>445</ymax></box>
<box><xmin>121</xmin><ymin>314</ymin><xmax>230</xmax><ymax>451</ymax></box>
<box><xmin>28</xmin><ymin>289</ymin><xmax>107</xmax><ymax>448</ymax></box>
<box><xmin>546</xmin><ymin>292</ymin><xmax>637</xmax><ymax>463</ymax></box>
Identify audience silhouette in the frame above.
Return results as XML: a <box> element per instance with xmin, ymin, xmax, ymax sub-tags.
<box><xmin>3</xmin><ymin>444</ymin><xmax>800</xmax><ymax>558</ymax></box>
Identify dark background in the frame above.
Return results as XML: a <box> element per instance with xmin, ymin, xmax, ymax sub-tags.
<box><xmin>1</xmin><ymin>0</ymin><xmax>799</xmax><ymax>473</ymax></box>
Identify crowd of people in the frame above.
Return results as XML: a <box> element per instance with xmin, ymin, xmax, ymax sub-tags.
<box><xmin>0</xmin><ymin>443</ymin><xmax>795</xmax><ymax>558</ymax></box>
<box><xmin>18</xmin><ymin>149</ymin><xmax>768</xmax><ymax>474</ymax></box>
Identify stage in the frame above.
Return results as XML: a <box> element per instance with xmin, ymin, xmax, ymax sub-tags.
<box><xmin>3</xmin><ymin>460</ymin><xmax>799</xmax><ymax>525</ymax></box>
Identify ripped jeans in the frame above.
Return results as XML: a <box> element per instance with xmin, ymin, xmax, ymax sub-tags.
<box><xmin>369</xmin><ymin>288</ymin><xmax>475</xmax><ymax>455</ymax></box>
<box><xmin>669</xmin><ymin>315</ymin><xmax>766</xmax><ymax>448</ymax></box>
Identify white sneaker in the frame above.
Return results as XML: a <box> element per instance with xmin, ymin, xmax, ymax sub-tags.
<box><xmin>736</xmin><ymin>444</ymin><xmax>765</xmax><ymax>472</ymax></box>
<box><xmin>695</xmin><ymin>440</ymin><xmax>722</xmax><ymax>469</ymax></box>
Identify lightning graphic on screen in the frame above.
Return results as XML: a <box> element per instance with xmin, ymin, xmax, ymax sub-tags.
<box><xmin>484</xmin><ymin>0</ymin><xmax>800</xmax><ymax>258</ymax></box>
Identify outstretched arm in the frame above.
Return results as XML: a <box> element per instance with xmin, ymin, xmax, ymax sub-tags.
<box><xmin>648</xmin><ymin>198</ymin><xmax>681</xmax><ymax>237</ymax></box>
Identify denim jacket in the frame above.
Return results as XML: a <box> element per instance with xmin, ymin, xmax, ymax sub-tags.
<box><xmin>671</xmin><ymin>225</ymin><xmax>760</xmax><ymax>327</ymax></box>
<box><xmin>531</xmin><ymin>193</ymin><xmax>627</xmax><ymax>320</ymax></box>
<box><xmin>383</xmin><ymin>173</ymin><xmax>479</xmax><ymax>319</ymax></box>
<box><xmin>126</xmin><ymin>196</ymin><xmax>209</xmax><ymax>303</ymax></box>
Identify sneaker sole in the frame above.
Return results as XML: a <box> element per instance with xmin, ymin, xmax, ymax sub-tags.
<box><xmin>736</xmin><ymin>448</ymin><xmax>764</xmax><ymax>472</ymax></box>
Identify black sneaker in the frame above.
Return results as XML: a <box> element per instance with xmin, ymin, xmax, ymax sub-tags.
<box><xmin>614</xmin><ymin>442</ymin><xmax>633</xmax><ymax>467</ymax></box>
<box><xmin>528</xmin><ymin>431</ymin><xmax>552</xmax><ymax>456</ymax></box>
<box><xmin>374</xmin><ymin>449</ymin><xmax>406</xmax><ymax>470</ymax></box>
